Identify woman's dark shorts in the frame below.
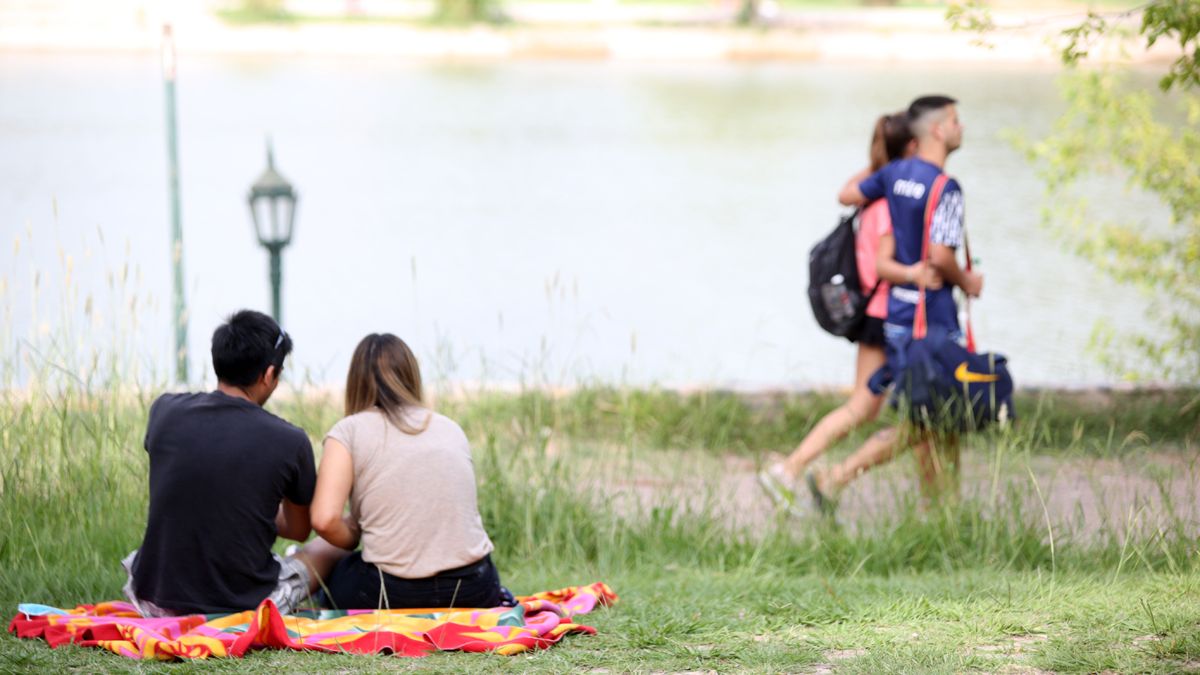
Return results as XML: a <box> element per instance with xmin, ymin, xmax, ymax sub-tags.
<box><xmin>854</xmin><ymin>316</ymin><xmax>886</xmax><ymax>347</ymax></box>
<box><xmin>325</xmin><ymin>553</ymin><xmax>509</xmax><ymax>610</ymax></box>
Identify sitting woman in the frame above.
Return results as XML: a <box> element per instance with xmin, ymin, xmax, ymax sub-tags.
<box><xmin>302</xmin><ymin>333</ymin><xmax>507</xmax><ymax>609</ymax></box>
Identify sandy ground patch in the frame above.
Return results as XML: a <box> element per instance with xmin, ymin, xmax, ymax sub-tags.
<box><xmin>586</xmin><ymin>442</ymin><xmax>1199</xmax><ymax>540</ymax></box>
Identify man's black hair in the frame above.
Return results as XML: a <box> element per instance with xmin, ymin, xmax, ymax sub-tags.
<box><xmin>211</xmin><ymin>309</ymin><xmax>293</xmax><ymax>387</ymax></box>
<box><xmin>907</xmin><ymin>95</ymin><xmax>958</xmax><ymax>122</ymax></box>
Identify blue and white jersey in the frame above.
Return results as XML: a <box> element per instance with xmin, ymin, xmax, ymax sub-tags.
<box><xmin>858</xmin><ymin>157</ymin><xmax>964</xmax><ymax>329</ymax></box>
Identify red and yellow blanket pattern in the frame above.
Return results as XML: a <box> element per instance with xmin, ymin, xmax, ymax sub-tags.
<box><xmin>8</xmin><ymin>582</ymin><xmax>617</xmax><ymax>660</ymax></box>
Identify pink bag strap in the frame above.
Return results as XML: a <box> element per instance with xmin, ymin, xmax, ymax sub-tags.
<box><xmin>913</xmin><ymin>173</ymin><xmax>950</xmax><ymax>340</ymax></box>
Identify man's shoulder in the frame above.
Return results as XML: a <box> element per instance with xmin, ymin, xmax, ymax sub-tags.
<box><xmin>152</xmin><ymin>390</ymin><xmax>204</xmax><ymax>407</ymax></box>
<box><xmin>894</xmin><ymin>161</ymin><xmax>963</xmax><ymax>203</ymax></box>
<box><xmin>913</xmin><ymin>162</ymin><xmax>963</xmax><ymax>195</ymax></box>
<box><xmin>159</xmin><ymin>391</ymin><xmax>307</xmax><ymax>446</ymax></box>
<box><xmin>148</xmin><ymin>391</ymin><xmax>211</xmax><ymax>421</ymax></box>
<box><xmin>876</xmin><ymin>159</ymin><xmax>928</xmax><ymax>195</ymax></box>
<box><xmin>252</xmin><ymin>408</ymin><xmax>310</xmax><ymax>446</ymax></box>
<box><xmin>885</xmin><ymin>158</ymin><xmax>942</xmax><ymax>181</ymax></box>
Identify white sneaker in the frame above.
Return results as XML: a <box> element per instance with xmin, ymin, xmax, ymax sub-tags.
<box><xmin>757</xmin><ymin>462</ymin><xmax>798</xmax><ymax>512</ymax></box>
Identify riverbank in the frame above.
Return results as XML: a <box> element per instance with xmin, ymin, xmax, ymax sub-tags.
<box><xmin>0</xmin><ymin>0</ymin><xmax>1182</xmax><ymax>64</ymax></box>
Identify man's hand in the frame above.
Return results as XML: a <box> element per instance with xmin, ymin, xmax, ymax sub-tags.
<box><xmin>907</xmin><ymin>261</ymin><xmax>944</xmax><ymax>289</ymax></box>
<box><xmin>929</xmin><ymin>244</ymin><xmax>983</xmax><ymax>298</ymax></box>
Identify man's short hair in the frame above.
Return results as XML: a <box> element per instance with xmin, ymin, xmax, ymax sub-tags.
<box><xmin>907</xmin><ymin>95</ymin><xmax>957</xmax><ymax>138</ymax></box>
<box><xmin>211</xmin><ymin>309</ymin><xmax>292</xmax><ymax>387</ymax></box>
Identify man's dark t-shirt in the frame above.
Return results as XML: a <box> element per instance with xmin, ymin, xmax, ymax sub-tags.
<box><xmin>131</xmin><ymin>391</ymin><xmax>316</xmax><ymax>614</ymax></box>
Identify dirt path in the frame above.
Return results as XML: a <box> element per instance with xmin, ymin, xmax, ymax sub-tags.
<box><xmin>591</xmin><ymin>444</ymin><xmax>1200</xmax><ymax>540</ymax></box>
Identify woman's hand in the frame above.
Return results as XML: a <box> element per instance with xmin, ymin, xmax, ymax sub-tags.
<box><xmin>907</xmin><ymin>262</ymin><xmax>944</xmax><ymax>290</ymax></box>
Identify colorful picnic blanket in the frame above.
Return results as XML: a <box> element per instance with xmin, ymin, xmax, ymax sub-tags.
<box><xmin>8</xmin><ymin>582</ymin><xmax>617</xmax><ymax>660</ymax></box>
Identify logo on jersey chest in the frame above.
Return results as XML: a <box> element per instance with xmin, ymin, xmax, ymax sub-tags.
<box><xmin>893</xmin><ymin>179</ymin><xmax>927</xmax><ymax>199</ymax></box>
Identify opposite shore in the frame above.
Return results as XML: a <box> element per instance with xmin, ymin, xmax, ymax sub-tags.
<box><xmin>0</xmin><ymin>1</ymin><xmax>1183</xmax><ymax>64</ymax></box>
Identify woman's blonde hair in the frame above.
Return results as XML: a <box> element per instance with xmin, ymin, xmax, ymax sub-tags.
<box><xmin>344</xmin><ymin>333</ymin><xmax>430</xmax><ymax>434</ymax></box>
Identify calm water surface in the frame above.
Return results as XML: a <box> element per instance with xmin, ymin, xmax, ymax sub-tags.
<box><xmin>0</xmin><ymin>52</ymin><xmax>1155</xmax><ymax>388</ymax></box>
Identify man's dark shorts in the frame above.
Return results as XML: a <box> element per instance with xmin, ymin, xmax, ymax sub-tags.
<box><xmin>868</xmin><ymin>322</ymin><xmax>963</xmax><ymax>396</ymax></box>
<box><xmin>122</xmin><ymin>550</ymin><xmax>311</xmax><ymax>617</ymax></box>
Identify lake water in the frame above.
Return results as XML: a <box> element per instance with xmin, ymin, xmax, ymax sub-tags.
<box><xmin>0</xmin><ymin>52</ymin><xmax>1158</xmax><ymax>389</ymax></box>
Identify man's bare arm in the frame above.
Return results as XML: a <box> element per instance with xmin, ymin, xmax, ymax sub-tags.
<box><xmin>275</xmin><ymin>498</ymin><xmax>312</xmax><ymax>543</ymax></box>
<box><xmin>876</xmin><ymin>233</ymin><xmax>943</xmax><ymax>288</ymax></box>
<box><xmin>930</xmin><ymin>244</ymin><xmax>983</xmax><ymax>297</ymax></box>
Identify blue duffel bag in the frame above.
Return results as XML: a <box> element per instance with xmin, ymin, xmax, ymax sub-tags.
<box><xmin>895</xmin><ymin>326</ymin><xmax>1014</xmax><ymax>432</ymax></box>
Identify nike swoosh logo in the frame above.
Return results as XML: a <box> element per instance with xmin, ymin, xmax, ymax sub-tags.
<box><xmin>955</xmin><ymin>362</ymin><xmax>1000</xmax><ymax>384</ymax></box>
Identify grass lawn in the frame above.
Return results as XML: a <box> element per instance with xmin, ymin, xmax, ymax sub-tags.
<box><xmin>2</xmin><ymin>382</ymin><xmax>1198</xmax><ymax>671</ymax></box>
<box><xmin>4</xmin><ymin>568</ymin><xmax>1198</xmax><ymax>672</ymax></box>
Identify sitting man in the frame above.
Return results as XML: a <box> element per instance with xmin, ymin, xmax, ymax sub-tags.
<box><xmin>122</xmin><ymin>309</ymin><xmax>317</xmax><ymax>616</ymax></box>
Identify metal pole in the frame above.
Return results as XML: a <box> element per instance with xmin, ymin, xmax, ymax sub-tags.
<box><xmin>269</xmin><ymin>244</ymin><xmax>282</xmax><ymax>324</ymax></box>
<box><xmin>163</xmin><ymin>24</ymin><xmax>188</xmax><ymax>383</ymax></box>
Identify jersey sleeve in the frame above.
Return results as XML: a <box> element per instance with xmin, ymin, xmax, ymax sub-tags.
<box><xmin>929</xmin><ymin>179</ymin><xmax>964</xmax><ymax>248</ymax></box>
<box><xmin>285</xmin><ymin>432</ymin><xmax>317</xmax><ymax>506</ymax></box>
<box><xmin>858</xmin><ymin>168</ymin><xmax>887</xmax><ymax>202</ymax></box>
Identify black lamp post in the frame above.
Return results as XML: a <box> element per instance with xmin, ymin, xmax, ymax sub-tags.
<box><xmin>247</xmin><ymin>143</ymin><xmax>297</xmax><ymax>323</ymax></box>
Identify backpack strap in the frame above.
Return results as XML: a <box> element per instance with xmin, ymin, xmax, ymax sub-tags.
<box><xmin>854</xmin><ymin>204</ymin><xmax>883</xmax><ymax>304</ymax></box>
<box><xmin>913</xmin><ymin>173</ymin><xmax>950</xmax><ymax>340</ymax></box>
<box><xmin>853</xmin><ymin>202</ymin><xmax>885</xmax><ymax>307</ymax></box>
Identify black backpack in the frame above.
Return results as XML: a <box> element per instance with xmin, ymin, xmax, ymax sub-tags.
<box><xmin>807</xmin><ymin>209</ymin><xmax>881</xmax><ymax>342</ymax></box>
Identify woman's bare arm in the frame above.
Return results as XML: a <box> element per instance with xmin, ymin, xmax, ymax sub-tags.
<box><xmin>309</xmin><ymin>438</ymin><xmax>362</xmax><ymax>550</ymax></box>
